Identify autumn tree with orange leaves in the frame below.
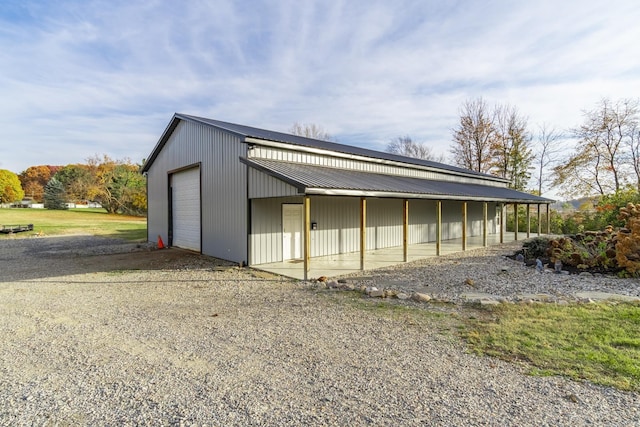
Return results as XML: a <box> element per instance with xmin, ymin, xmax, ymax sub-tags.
<box><xmin>19</xmin><ymin>165</ymin><xmax>60</xmax><ymax>202</ymax></box>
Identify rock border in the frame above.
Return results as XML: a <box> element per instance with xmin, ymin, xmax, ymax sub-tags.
<box><xmin>311</xmin><ymin>277</ymin><xmax>640</xmax><ymax>307</ymax></box>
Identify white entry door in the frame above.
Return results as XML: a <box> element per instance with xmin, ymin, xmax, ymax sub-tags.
<box><xmin>282</xmin><ymin>204</ymin><xmax>303</xmax><ymax>260</ymax></box>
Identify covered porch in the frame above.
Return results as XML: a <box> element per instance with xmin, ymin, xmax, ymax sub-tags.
<box><xmin>255</xmin><ymin>231</ymin><xmax>525</xmax><ymax>280</ymax></box>
<box><xmin>244</xmin><ymin>158</ymin><xmax>553</xmax><ymax>280</ymax></box>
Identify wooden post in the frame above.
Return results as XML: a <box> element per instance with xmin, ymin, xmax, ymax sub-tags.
<box><xmin>546</xmin><ymin>203</ymin><xmax>550</xmax><ymax>234</ymax></box>
<box><xmin>462</xmin><ymin>201</ymin><xmax>467</xmax><ymax>251</ymax></box>
<box><xmin>303</xmin><ymin>196</ymin><xmax>310</xmax><ymax>280</ymax></box>
<box><xmin>403</xmin><ymin>199</ymin><xmax>409</xmax><ymax>262</ymax></box>
<box><xmin>483</xmin><ymin>202</ymin><xmax>488</xmax><ymax>247</ymax></box>
<box><xmin>360</xmin><ymin>197</ymin><xmax>366</xmax><ymax>270</ymax></box>
<box><xmin>526</xmin><ymin>203</ymin><xmax>531</xmax><ymax>239</ymax></box>
<box><xmin>436</xmin><ymin>201</ymin><xmax>442</xmax><ymax>256</ymax></box>
<box><xmin>537</xmin><ymin>204</ymin><xmax>541</xmax><ymax>236</ymax></box>
<box><xmin>514</xmin><ymin>203</ymin><xmax>519</xmax><ymax>241</ymax></box>
<box><xmin>500</xmin><ymin>203</ymin><xmax>504</xmax><ymax>244</ymax></box>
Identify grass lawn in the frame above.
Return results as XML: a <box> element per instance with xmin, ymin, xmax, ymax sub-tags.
<box><xmin>0</xmin><ymin>208</ymin><xmax>147</xmax><ymax>241</ymax></box>
<box><xmin>463</xmin><ymin>302</ymin><xmax>640</xmax><ymax>391</ymax></box>
<box><xmin>322</xmin><ymin>290</ymin><xmax>640</xmax><ymax>392</ymax></box>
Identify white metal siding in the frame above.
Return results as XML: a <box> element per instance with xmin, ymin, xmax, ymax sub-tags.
<box><xmin>171</xmin><ymin>168</ymin><xmax>200</xmax><ymax>251</ymax></box>
<box><xmin>309</xmin><ymin>196</ymin><xmax>360</xmax><ymax>257</ymax></box>
<box><xmin>146</xmin><ymin>120</ymin><xmax>248</xmax><ymax>264</ymax></box>
<box><xmin>366</xmin><ymin>198</ymin><xmax>403</xmax><ymax>250</ymax></box>
<box><xmin>408</xmin><ymin>200</ymin><xmax>437</xmax><ymax>244</ymax></box>
<box><xmin>441</xmin><ymin>201</ymin><xmax>463</xmax><ymax>240</ymax></box>
<box><xmin>249</xmin><ymin>145</ymin><xmax>506</xmax><ymax>187</ymax></box>
<box><xmin>468</xmin><ymin>202</ymin><xmax>484</xmax><ymax>236</ymax></box>
<box><xmin>250</xmin><ymin>197</ymin><xmax>301</xmax><ymax>264</ymax></box>
<box><xmin>248</xmin><ymin>168</ymin><xmax>300</xmax><ymax>198</ymax></box>
<box><xmin>249</xmin><ymin>197</ymin><xmax>503</xmax><ymax>265</ymax></box>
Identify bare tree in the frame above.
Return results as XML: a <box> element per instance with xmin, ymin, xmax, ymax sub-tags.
<box><xmin>450</xmin><ymin>97</ymin><xmax>495</xmax><ymax>173</ymax></box>
<box><xmin>533</xmin><ymin>123</ymin><xmax>562</xmax><ymax>196</ymax></box>
<box><xmin>554</xmin><ymin>98</ymin><xmax>639</xmax><ymax>197</ymax></box>
<box><xmin>386</xmin><ymin>136</ymin><xmax>444</xmax><ymax>161</ymax></box>
<box><xmin>290</xmin><ymin>122</ymin><xmax>334</xmax><ymax>141</ymax></box>
<box><xmin>629</xmin><ymin>122</ymin><xmax>640</xmax><ymax>190</ymax></box>
<box><xmin>553</xmin><ymin>148</ymin><xmax>605</xmax><ymax>197</ymax></box>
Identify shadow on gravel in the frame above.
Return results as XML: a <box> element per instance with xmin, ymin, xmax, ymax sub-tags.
<box><xmin>0</xmin><ymin>235</ymin><xmax>234</xmax><ymax>282</ymax></box>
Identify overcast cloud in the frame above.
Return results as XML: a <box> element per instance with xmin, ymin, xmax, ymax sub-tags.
<box><xmin>1</xmin><ymin>0</ymin><xmax>638</xmax><ymax>174</ymax></box>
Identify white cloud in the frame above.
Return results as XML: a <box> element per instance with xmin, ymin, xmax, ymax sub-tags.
<box><xmin>0</xmin><ymin>0</ymin><xmax>638</xmax><ymax>175</ymax></box>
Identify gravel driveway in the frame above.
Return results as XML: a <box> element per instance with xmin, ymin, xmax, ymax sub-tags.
<box><xmin>1</xmin><ymin>235</ymin><xmax>638</xmax><ymax>426</ymax></box>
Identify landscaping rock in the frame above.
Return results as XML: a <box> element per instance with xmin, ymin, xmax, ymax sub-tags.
<box><xmin>368</xmin><ymin>289</ymin><xmax>385</xmax><ymax>298</ymax></box>
<box><xmin>411</xmin><ymin>292</ymin><xmax>431</xmax><ymax>303</ymax></box>
<box><xmin>384</xmin><ymin>289</ymin><xmax>398</xmax><ymax>298</ymax></box>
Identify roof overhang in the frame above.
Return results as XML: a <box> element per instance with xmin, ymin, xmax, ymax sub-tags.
<box><xmin>241</xmin><ymin>157</ymin><xmax>554</xmax><ymax>204</ymax></box>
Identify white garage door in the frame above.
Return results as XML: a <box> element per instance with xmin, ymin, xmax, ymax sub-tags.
<box><xmin>171</xmin><ymin>167</ymin><xmax>201</xmax><ymax>252</ymax></box>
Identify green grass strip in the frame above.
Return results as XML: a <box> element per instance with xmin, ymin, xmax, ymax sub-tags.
<box><xmin>463</xmin><ymin>302</ymin><xmax>640</xmax><ymax>391</ymax></box>
<box><xmin>0</xmin><ymin>208</ymin><xmax>146</xmax><ymax>241</ymax></box>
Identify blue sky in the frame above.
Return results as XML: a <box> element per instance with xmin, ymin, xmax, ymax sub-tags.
<box><xmin>1</xmin><ymin>0</ymin><xmax>639</xmax><ymax>175</ymax></box>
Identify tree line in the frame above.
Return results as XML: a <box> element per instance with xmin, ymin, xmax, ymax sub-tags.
<box><xmin>0</xmin><ymin>155</ymin><xmax>146</xmax><ymax>216</ymax></box>
<box><xmin>386</xmin><ymin>97</ymin><xmax>640</xmax><ymax>199</ymax></box>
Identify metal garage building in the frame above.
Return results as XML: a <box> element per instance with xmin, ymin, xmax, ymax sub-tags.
<box><xmin>142</xmin><ymin>114</ymin><xmax>552</xmax><ymax>279</ymax></box>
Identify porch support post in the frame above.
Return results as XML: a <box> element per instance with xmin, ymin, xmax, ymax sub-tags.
<box><xmin>462</xmin><ymin>201</ymin><xmax>467</xmax><ymax>251</ymax></box>
<box><xmin>546</xmin><ymin>203</ymin><xmax>550</xmax><ymax>234</ymax></box>
<box><xmin>537</xmin><ymin>204</ymin><xmax>541</xmax><ymax>236</ymax></box>
<box><xmin>436</xmin><ymin>200</ymin><xmax>442</xmax><ymax>256</ymax></box>
<box><xmin>360</xmin><ymin>197</ymin><xmax>366</xmax><ymax>271</ymax></box>
<box><xmin>303</xmin><ymin>196</ymin><xmax>311</xmax><ymax>281</ymax></box>
<box><xmin>483</xmin><ymin>202</ymin><xmax>488</xmax><ymax>247</ymax></box>
<box><xmin>526</xmin><ymin>203</ymin><xmax>531</xmax><ymax>239</ymax></box>
<box><xmin>403</xmin><ymin>199</ymin><xmax>409</xmax><ymax>262</ymax></box>
<box><xmin>500</xmin><ymin>203</ymin><xmax>505</xmax><ymax>244</ymax></box>
<box><xmin>514</xmin><ymin>203</ymin><xmax>519</xmax><ymax>241</ymax></box>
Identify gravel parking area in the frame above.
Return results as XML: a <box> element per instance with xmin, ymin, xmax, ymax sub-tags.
<box><xmin>1</xmin><ymin>235</ymin><xmax>639</xmax><ymax>426</ymax></box>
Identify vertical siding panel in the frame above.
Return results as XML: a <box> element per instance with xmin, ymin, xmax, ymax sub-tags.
<box><xmin>307</xmin><ymin>196</ymin><xmax>360</xmax><ymax>257</ymax></box>
<box><xmin>367</xmin><ymin>198</ymin><xmax>402</xmax><ymax>249</ymax></box>
<box><xmin>468</xmin><ymin>202</ymin><xmax>483</xmax><ymax>236</ymax></box>
<box><xmin>314</xmin><ymin>196</ymin><xmax>343</xmax><ymax>256</ymax></box>
<box><xmin>248</xmin><ymin>169</ymin><xmax>299</xmax><ymax>198</ymax></box>
<box><xmin>409</xmin><ymin>199</ymin><xmax>436</xmax><ymax>244</ymax></box>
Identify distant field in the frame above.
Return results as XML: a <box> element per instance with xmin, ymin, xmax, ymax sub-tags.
<box><xmin>0</xmin><ymin>208</ymin><xmax>147</xmax><ymax>241</ymax></box>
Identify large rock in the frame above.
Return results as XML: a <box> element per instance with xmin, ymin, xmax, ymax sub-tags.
<box><xmin>411</xmin><ymin>292</ymin><xmax>431</xmax><ymax>303</ymax></box>
<box><xmin>368</xmin><ymin>289</ymin><xmax>385</xmax><ymax>298</ymax></box>
<box><xmin>574</xmin><ymin>291</ymin><xmax>640</xmax><ymax>302</ymax></box>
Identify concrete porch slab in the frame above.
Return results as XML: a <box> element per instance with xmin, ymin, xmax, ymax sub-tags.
<box><xmin>253</xmin><ymin>232</ymin><xmax>525</xmax><ymax>280</ymax></box>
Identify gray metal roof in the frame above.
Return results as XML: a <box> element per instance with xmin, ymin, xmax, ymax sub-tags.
<box><xmin>168</xmin><ymin>114</ymin><xmax>505</xmax><ymax>181</ymax></box>
<box><xmin>242</xmin><ymin>158</ymin><xmax>553</xmax><ymax>203</ymax></box>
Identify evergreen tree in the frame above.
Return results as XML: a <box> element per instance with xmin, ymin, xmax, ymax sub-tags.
<box><xmin>43</xmin><ymin>177</ymin><xmax>67</xmax><ymax>210</ymax></box>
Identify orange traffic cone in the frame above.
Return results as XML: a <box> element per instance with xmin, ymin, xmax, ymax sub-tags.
<box><xmin>157</xmin><ymin>235</ymin><xmax>165</xmax><ymax>249</ymax></box>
